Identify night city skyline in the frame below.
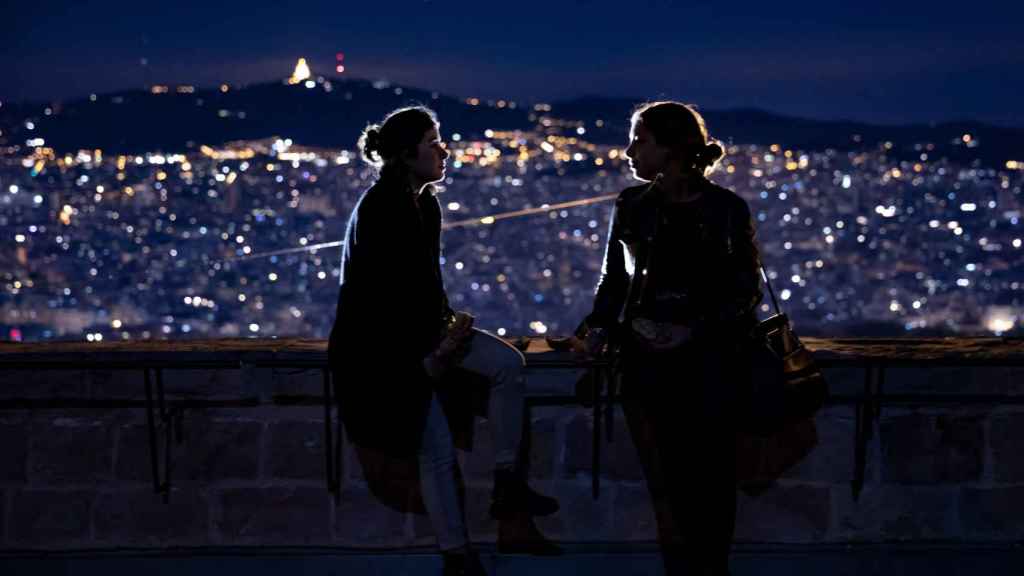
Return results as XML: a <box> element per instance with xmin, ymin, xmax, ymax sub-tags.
<box><xmin>3</xmin><ymin>0</ymin><xmax>1024</xmax><ymax>343</ymax></box>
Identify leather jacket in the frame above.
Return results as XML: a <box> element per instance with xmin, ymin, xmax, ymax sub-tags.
<box><xmin>584</xmin><ymin>177</ymin><xmax>763</xmax><ymax>343</ymax></box>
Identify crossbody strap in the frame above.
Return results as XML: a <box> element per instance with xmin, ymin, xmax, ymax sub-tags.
<box><xmin>761</xmin><ymin>264</ymin><xmax>781</xmax><ymax>315</ymax></box>
<box><xmin>725</xmin><ymin>197</ymin><xmax>781</xmax><ymax>316</ymax></box>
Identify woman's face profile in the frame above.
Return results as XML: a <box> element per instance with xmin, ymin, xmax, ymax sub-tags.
<box><xmin>625</xmin><ymin>121</ymin><xmax>669</xmax><ymax>182</ymax></box>
<box><xmin>404</xmin><ymin>126</ymin><xmax>449</xmax><ymax>184</ymax></box>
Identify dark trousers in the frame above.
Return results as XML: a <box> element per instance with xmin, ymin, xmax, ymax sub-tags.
<box><xmin>620</xmin><ymin>342</ymin><xmax>737</xmax><ymax>576</ymax></box>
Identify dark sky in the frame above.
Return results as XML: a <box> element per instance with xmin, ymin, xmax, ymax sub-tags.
<box><xmin>3</xmin><ymin>0</ymin><xmax>1022</xmax><ymax>126</ymax></box>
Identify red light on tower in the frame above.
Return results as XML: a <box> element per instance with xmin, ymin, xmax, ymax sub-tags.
<box><xmin>335</xmin><ymin>52</ymin><xmax>346</xmax><ymax>74</ymax></box>
<box><xmin>335</xmin><ymin>52</ymin><xmax>345</xmax><ymax>62</ymax></box>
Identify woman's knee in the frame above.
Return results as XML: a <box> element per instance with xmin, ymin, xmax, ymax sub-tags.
<box><xmin>482</xmin><ymin>332</ymin><xmax>525</xmax><ymax>375</ymax></box>
<box><xmin>502</xmin><ymin>344</ymin><xmax>526</xmax><ymax>372</ymax></box>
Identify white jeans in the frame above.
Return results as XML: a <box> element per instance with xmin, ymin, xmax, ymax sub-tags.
<box><xmin>418</xmin><ymin>328</ymin><xmax>526</xmax><ymax>551</ymax></box>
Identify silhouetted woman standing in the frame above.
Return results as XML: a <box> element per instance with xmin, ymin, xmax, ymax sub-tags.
<box><xmin>580</xmin><ymin>101</ymin><xmax>763</xmax><ymax>576</ymax></box>
<box><xmin>328</xmin><ymin>106</ymin><xmax>558</xmax><ymax>576</ymax></box>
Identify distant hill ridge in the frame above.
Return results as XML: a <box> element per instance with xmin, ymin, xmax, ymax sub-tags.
<box><xmin>1</xmin><ymin>77</ymin><xmax>1020</xmax><ymax>166</ymax></box>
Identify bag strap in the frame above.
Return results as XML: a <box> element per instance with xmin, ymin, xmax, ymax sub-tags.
<box><xmin>725</xmin><ymin>196</ymin><xmax>781</xmax><ymax>317</ymax></box>
<box><xmin>761</xmin><ymin>264</ymin><xmax>781</xmax><ymax>316</ymax></box>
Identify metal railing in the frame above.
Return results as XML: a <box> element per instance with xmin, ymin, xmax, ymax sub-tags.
<box><xmin>2</xmin><ymin>337</ymin><xmax>1023</xmax><ymax>503</ymax></box>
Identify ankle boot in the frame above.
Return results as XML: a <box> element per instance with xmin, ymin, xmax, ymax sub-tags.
<box><xmin>496</xmin><ymin>514</ymin><xmax>564</xmax><ymax>556</ymax></box>
<box><xmin>442</xmin><ymin>548</ymin><xmax>487</xmax><ymax>576</ymax></box>
<box><xmin>489</xmin><ymin>468</ymin><xmax>560</xmax><ymax>520</ymax></box>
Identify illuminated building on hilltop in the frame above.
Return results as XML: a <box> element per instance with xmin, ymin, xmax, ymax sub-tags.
<box><xmin>288</xmin><ymin>58</ymin><xmax>311</xmax><ymax>85</ymax></box>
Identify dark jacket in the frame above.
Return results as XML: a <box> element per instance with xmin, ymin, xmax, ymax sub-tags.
<box><xmin>327</xmin><ymin>171</ymin><xmax>449</xmax><ymax>456</ymax></box>
<box><xmin>585</xmin><ymin>177</ymin><xmax>763</xmax><ymax>345</ymax></box>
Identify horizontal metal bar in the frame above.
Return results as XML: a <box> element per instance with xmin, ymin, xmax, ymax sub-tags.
<box><xmin>7</xmin><ymin>392</ymin><xmax>1024</xmax><ymax>412</ymax></box>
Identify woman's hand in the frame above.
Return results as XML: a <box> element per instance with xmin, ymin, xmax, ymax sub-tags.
<box><xmin>439</xmin><ymin>311</ymin><xmax>474</xmax><ymax>354</ymax></box>
<box><xmin>424</xmin><ymin>311</ymin><xmax>475</xmax><ymax>380</ymax></box>
<box><xmin>582</xmin><ymin>327</ymin><xmax>609</xmax><ymax>359</ymax></box>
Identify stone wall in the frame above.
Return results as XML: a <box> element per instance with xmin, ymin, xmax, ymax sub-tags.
<box><xmin>2</xmin><ymin>351</ymin><xmax>1024</xmax><ymax>550</ymax></box>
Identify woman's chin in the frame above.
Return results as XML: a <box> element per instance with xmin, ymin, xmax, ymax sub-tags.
<box><xmin>631</xmin><ymin>169</ymin><xmax>654</xmax><ymax>183</ymax></box>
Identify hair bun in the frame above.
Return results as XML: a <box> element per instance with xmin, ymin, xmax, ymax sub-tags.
<box><xmin>363</xmin><ymin>127</ymin><xmax>382</xmax><ymax>154</ymax></box>
<box><xmin>693</xmin><ymin>140</ymin><xmax>725</xmax><ymax>174</ymax></box>
<box><xmin>703</xmin><ymin>141</ymin><xmax>724</xmax><ymax>162</ymax></box>
<box><xmin>358</xmin><ymin>124</ymin><xmax>384</xmax><ymax>166</ymax></box>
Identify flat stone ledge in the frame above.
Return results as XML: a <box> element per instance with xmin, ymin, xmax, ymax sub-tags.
<box><xmin>3</xmin><ymin>337</ymin><xmax>1024</xmax><ymax>367</ymax></box>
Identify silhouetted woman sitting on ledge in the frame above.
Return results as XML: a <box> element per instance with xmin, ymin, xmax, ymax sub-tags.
<box><xmin>327</xmin><ymin>106</ymin><xmax>559</xmax><ymax>576</ymax></box>
<box><xmin>578</xmin><ymin>101</ymin><xmax>763</xmax><ymax>576</ymax></box>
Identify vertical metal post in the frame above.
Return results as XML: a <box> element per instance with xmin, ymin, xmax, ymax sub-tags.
<box><xmin>323</xmin><ymin>368</ymin><xmax>335</xmax><ymax>495</ymax></box>
<box><xmin>143</xmin><ymin>368</ymin><xmax>161</xmax><ymax>495</ymax></box>
<box><xmin>874</xmin><ymin>365</ymin><xmax>886</xmax><ymax>422</ymax></box>
<box><xmin>592</xmin><ymin>364</ymin><xmax>603</xmax><ymax>499</ymax></box>
<box><xmin>605</xmin><ymin>362</ymin><xmax>616</xmax><ymax>442</ymax></box>
<box><xmin>333</xmin><ymin>372</ymin><xmax>344</xmax><ymax>494</ymax></box>
<box><xmin>156</xmin><ymin>368</ymin><xmax>167</xmax><ymax>421</ymax></box>
<box><xmin>156</xmin><ymin>368</ymin><xmax>171</xmax><ymax>501</ymax></box>
<box><xmin>852</xmin><ymin>364</ymin><xmax>875</xmax><ymax>501</ymax></box>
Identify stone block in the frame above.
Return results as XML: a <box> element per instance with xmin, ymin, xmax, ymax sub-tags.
<box><xmin>565</xmin><ymin>411</ymin><xmax>644</xmax><ymax>482</ymax></box>
<box><xmin>960</xmin><ymin>486</ymin><xmax>1024</xmax><ymax>540</ymax></box>
<box><xmin>271</xmin><ymin>367</ymin><xmax>324</xmax><ymax>398</ymax></box>
<box><xmin>606</xmin><ymin>411</ymin><xmax>644</xmax><ymax>482</ymax></box>
<box><xmin>883</xmin><ymin>366</ymin><xmax>1011</xmax><ymax>395</ymax></box>
<box><xmin>464</xmin><ymin>482</ymin><xmax>498</xmax><ymax>542</ymax></box>
<box><xmin>1005</xmin><ymin>368</ymin><xmax>1024</xmax><ymax>395</ymax></box>
<box><xmin>564</xmin><ymin>412</ymin><xmax>593</xmax><ymax>479</ymax></box>
<box><xmin>9</xmin><ymin>489</ymin><xmax>94</xmax><ymax>546</ymax></box>
<box><xmin>781</xmin><ymin>406</ymin><xmax>855</xmax><ymax>483</ymax></box>
<box><xmin>523</xmin><ymin>366</ymin><xmax>585</xmax><ymax>397</ymax></box>
<box><xmin>833</xmin><ymin>484</ymin><xmax>959</xmax><ymax>541</ymax></box>
<box><xmin>87</xmin><ymin>368</ymin><xmax>145</xmax><ymax>399</ymax></box>
<box><xmin>880</xmin><ymin>412</ymin><xmax>983</xmax><ymax>484</ymax></box>
<box><xmin>0</xmin><ymin>423</ymin><xmax>29</xmax><ymax>483</ymax></box>
<box><xmin>990</xmin><ymin>413</ymin><xmax>1024</xmax><ymax>483</ymax></box>
<box><xmin>818</xmin><ymin>365</ymin><xmax>866</xmax><ymax>397</ymax></box>
<box><xmin>117</xmin><ymin>412</ymin><xmax>272</xmax><ymax>485</ymax></box>
<box><xmin>29</xmin><ymin>418</ymin><xmax>114</xmax><ymax>484</ymax></box>
<box><xmin>534</xmin><ymin>479</ymin><xmax>614</xmax><ymax>541</ymax></box>
<box><xmin>176</xmin><ymin>419</ymin><xmax>262</xmax><ymax>482</ymax></box>
<box><xmin>462</xmin><ymin>409</ymin><xmax>561</xmax><ymax>482</ymax></box>
<box><xmin>0</xmin><ymin>369</ymin><xmax>88</xmax><ymax>399</ymax></box>
<box><xmin>609</xmin><ymin>484</ymin><xmax>658</xmax><ymax>541</ymax></box>
<box><xmin>735</xmin><ymin>483</ymin><xmax>831</xmax><ymax>543</ymax></box>
<box><xmin>333</xmin><ymin>485</ymin><xmax>411</xmax><ymax>547</ymax></box>
<box><xmin>161</xmin><ymin>369</ymin><xmax>245</xmax><ymax>398</ymax></box>
<box><xmin>94</xmin><ymin>486</ymin><xmax>209</xmax><ymax>545</ymax></box>
<box><xmin>120</xmin><ymin>417</ymin><xmax>262</xmax><ymax>484</ymax></box>
<box><xmin>267</xmin><ymin>420</ymin><xmax>325</xmax><ymax>481</ymax></box>
<box><xmin>114</xmin><ymin>424</ymin><xmax>152</xmax><ymax>483</ymax></box>
<box><xmin>218</xmin><ymin>486</ymin><xmax>331</xmax><ymax>544</ymax></box>
<box><xmin>410</xmin><ymin>500</ymin><xmax>435</xmax><ymax>548</ymax></box>
<box><xmin>525</xmin><ymin>410</ymin><xmax>560</xmax><ymax>480</ymax></box>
